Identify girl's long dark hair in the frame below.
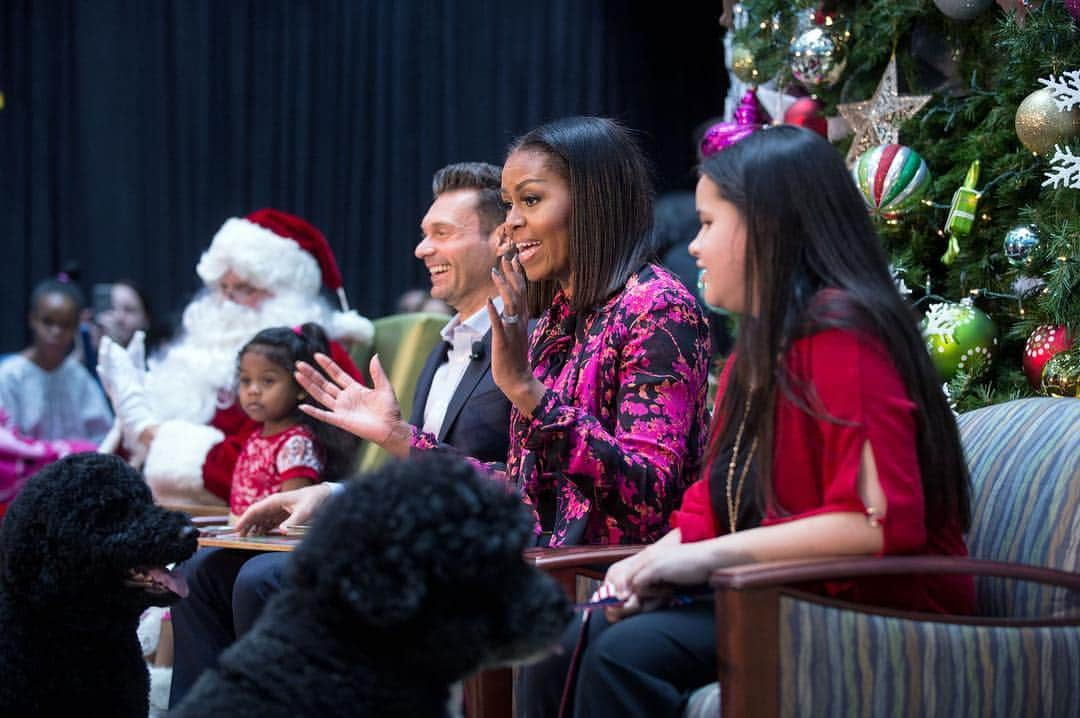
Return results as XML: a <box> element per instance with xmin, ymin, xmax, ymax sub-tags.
<box><xmin>703</xmin><ymin>126</ymin><xmax>970</xmax><ymax>533</ymax></box>
<box><xmin>238</xmin><ymin>323</ymin><xmax>359</xmax><ymax>481</ymax></box>
<box><xmin>508</xmin><ymin>116</ymin><xmax>655</xmax><ymax>316</ymax></box>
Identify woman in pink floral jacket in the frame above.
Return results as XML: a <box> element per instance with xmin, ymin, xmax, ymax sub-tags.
<box><xmin>255</xmin><ymin>117</ymin><xmax>711</xmax><ymax>547</ymax></box>
<box><xmin>425</xmin><ymin>260</ymin><xmax>709</xmax><ymax>546</ymax></box>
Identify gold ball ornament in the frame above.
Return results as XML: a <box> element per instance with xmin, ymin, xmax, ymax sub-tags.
<box><xmin>1041</xmin><ymin>348</ymin><xmax>1080</xmax><ymax>398</ymax></box>
<box><xmin>1014</xmin><ymin>87</ymin><xmax>1080</xmax><ymax>155</ymax></box>
<box><xmin>731</xmin><ymin>42</ymin><xmax>758</xmax><ymax>84</ymax></box>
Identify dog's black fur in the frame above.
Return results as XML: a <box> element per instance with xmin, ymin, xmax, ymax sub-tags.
<box><xmin>0</xmin><ymin>453</ymin><xmax>198</xmax><ymax>716</ymax></box>
<box><xmin>174</xmin><ymin>453</ymin><xmax>571</xmax><ymax>717</ymax></box>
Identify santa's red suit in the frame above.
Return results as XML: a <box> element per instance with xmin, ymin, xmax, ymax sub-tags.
<box><xmin>100</xmin><ymin>209</ymin><xmax>371</xmax><ymax>506</ymax></box>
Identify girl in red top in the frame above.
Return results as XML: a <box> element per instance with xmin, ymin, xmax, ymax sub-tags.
<box><xmin>228</xmin><ymin>324</ymin><xmax>358</xmax><ymax>522</ymax></box>
<box><xmin>520</xmin><ymin>126</ymin><xmax>975</xmax><ymax>717</ymax></box>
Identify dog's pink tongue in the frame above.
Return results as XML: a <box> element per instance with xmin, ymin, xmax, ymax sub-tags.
<box><xmin>148</xmin><ymin>567</ymin><xmax>189</xmax><ymax>598</ymax></box>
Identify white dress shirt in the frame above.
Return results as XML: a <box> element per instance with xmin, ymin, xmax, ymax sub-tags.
<box><xmin>421</xmin><ymin>298</ymin><xmax>500</xmax><ymax>437</ymax></box>
<box><xmin>328</xmin><ymin>299</ymin><xmax>503</xmax><ymax>499</ymax></box>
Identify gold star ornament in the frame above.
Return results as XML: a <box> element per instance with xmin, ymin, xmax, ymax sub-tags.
<box><xmin>837</xmin><ymin>54</ymin><xmax>932</xmax><ymax>166</ymax></box>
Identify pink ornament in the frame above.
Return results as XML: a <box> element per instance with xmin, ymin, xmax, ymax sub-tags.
<box><xmin>1023</xmin><ymin>324</ymin><xmax>1074</xmax><ymax>389</ymax></box>
<box><xmin>700</xmin><ymin>90</ymin><xmax>768</xmax><ymax>158</ymax></box>
<box><xmin>1066</xmin><ymin>0</ymin><xmax>1080</xmax><ymax>23</ymax></box>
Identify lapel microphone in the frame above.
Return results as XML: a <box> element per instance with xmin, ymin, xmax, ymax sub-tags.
<box><xmin>470</xmin><ymin>341</ymin><xmax>485</xmax><ymax>362</ymax></box>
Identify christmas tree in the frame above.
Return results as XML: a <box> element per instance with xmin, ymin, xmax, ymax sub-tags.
<box><xmin>724</xmin><ymin>0</ymin><xmax>1079</xmax><ymax>410</ymax></box>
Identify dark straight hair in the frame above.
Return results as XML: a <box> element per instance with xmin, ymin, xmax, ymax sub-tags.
<box><xmin>702</xmin><ymin>126</ymin><xmax>970</xmax><ymax>533</ymax></box>
<box><xmin>508</xmin><ymin>116</ymin><xmax>655</xmax><ymax>316</ymax></box>
<box><xmin>238</xmin><ymin>323</ymin><xmax>359</xmax><ymax>481</ymax></box>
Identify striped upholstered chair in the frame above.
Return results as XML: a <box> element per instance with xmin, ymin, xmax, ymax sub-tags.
<box><xmin>686</xmin><ymin>396</ymin><xmax>1080</xmax><ymax>717</ymax></box>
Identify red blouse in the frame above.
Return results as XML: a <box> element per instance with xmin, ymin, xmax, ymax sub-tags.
<box><xmin>671</xmin><ymin>327</ymin><xmax>975</xmax><ymax>615</ymax></box>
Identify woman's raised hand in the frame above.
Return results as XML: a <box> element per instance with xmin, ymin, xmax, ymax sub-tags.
<box><xmin>487</xmin><ymin>246</ymin><xmax>545</xmax><ymax>415</ymax></box>
<box><xmin>295</xmin><ymin>353</ymin><xmax>411</xmax><ymax>457</ymax></box>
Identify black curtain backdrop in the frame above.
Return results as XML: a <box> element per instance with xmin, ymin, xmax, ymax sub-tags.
<box><xmin>1</xmin><ymin>0</ymin><xmax>727</xmax><ymax>351</ymax></box>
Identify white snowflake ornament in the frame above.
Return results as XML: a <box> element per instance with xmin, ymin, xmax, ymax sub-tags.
<box><xmin>1043</xmin><ymin>144</ymin><xmax>1080</xmax><ymax>190</ymax></box>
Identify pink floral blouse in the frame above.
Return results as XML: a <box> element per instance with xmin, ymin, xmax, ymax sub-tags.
<box><xmin>412</xmin><ymin>263</ymin><xmax>710</xmax><ymax>546</ymax></box>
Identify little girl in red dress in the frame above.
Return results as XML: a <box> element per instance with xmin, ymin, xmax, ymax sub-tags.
<box><xmin>228</xmin><ymin>324</ymin><xmax>358</xmax><ymax>522</ymax></box>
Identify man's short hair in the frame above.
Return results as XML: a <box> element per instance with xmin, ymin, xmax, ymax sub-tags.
<box><xmin>431</xmin><ymin>162</ymin><xmax>505</xmax><ymax>234</ymax></box>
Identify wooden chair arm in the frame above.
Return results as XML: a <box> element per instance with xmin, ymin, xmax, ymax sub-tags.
<box><xmin>524</xmin><ymin>544</ymin><xmax>644</xmax><ymax>570</ymax></box>
<box><xmin>710</xmin><ymin>555</ymin><xmax>1080</xmax><ymax>593</ymax></box>
<box><xmin>523</xmin><ymin>545</ymin><xmax>645</xmax><ymax>603</ymax></box>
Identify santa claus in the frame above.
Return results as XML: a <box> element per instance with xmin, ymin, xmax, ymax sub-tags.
<box><xmin>97</xmin><ymin>209</ymin><xmax>372</xmax><ymax>506</ymax></box>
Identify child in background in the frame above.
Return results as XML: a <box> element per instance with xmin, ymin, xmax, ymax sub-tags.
<box><xmin>0</xmin><ymin>277</ymin><xmax>112</xmax><ymax>445</ymax></box>
<box><xmin>228</xmin><ymin>323</ymin><xmax>358</xmax><ymax>523</ymax></box>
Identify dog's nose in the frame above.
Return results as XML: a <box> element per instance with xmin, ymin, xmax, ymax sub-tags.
<box><xmin>179</xmin><ymin>525</ymin><xmax>199</xmax><ymax>542</ymax></box>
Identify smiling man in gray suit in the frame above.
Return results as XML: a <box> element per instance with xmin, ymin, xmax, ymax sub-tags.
<box><xmin>169</xmin><ymin>162</ymin><xmax>516</xmax><ymax>706</ymax></box>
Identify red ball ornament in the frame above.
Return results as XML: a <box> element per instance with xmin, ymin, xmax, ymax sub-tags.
<box><xmin>784</xmin><ymin>97</ymin><xmax>828</xmax><ymax>138</ymax></box>
<box><xmin>1023</xmin><ymin>325</ymin><xmax>1074</xmax><ymax>390</ymax></box>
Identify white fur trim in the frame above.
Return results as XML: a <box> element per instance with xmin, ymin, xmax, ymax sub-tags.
<box><xmin>196</xmin><ymin>217</ymin><xmax>322</xmax><ymax>297</ymax></box>
<box><xmin>143</xmin><ymin>420</ymin><xmax>227</xmax><ymax>506</ymax></box>
<box><xmin>138</xmin><ymin>607</ymin><xmax>166</xmax><ymax>656</ymax></box>
<box><xmin>329</xmin><ymin>310</ymin><xmax>375</xmax><ymax>345</ymax></box>
<box><xmin>147</xmin><ymin>664</ymin><xmax>172</xmax><ymax>717</ymax></box>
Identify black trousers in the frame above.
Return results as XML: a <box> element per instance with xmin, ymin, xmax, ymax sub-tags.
<box><xmin>517</xmin><ymin>601</ymin><xmax>717</xmax><ymax>718</ymax></box>
<box><xmin>168</xmin><ymin>547</ymin><xmax>288</xmax><ymax>706</ymax></box>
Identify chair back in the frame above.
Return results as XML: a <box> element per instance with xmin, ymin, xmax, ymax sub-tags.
<box><xmin>957</xmin><ymin>397</ymin><xmax>1080</xmax><ymax>618</ymax></box>
<box><xmin>349</xmin><ymin>312</ymin><xmax>447</xmax><ymax>472</ymax></box>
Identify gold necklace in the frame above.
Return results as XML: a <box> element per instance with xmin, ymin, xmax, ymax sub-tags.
<box><xmin>725</xmin><ymin>402</ymin><xmax>758</xmax><ymax>534</ymax></box>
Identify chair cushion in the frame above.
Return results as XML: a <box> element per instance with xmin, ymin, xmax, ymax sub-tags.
<box><xmin>349</xmin><ymin>312</ymin><xmax>448</xmax><ymax>471</ymax></box>
<box><xmin>777</xmin><ymin>596</ymin><xmax>1080</xmax><ymax>718</ymax></box>
<box><xmin>957</xmin><ymin>398</ymin><xmax>1080</xmax><ymax>617</ymax></box>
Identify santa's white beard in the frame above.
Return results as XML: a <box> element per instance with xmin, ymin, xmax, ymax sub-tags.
<box><xmin>145</xmin><ymin>290</ymin><xmax>334</xmax><ymax>424</ymax></box>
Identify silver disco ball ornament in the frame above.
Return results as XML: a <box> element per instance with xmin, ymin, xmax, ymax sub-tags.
<box><xmin>1003</xmin><ymin>225</ymin><xmax>1041</xmax><ymax>267</ymax></box>
<box><xmin>932</xmin><ymin>0</ymin><xmax>994</xmax><ymax>21</ymax></box>
<box><xmin>789</xmin><ymin>26</ymin><xmax>847</xmax><ymax>89</ymax></box>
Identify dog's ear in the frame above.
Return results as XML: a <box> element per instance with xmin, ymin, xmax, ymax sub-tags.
<box><xmin>289</xmin><ymin>481</ymin><xmax>431</xmax><ymax>627</ymax></box>
<box><xmin>335</xmin><ymin>556</ymin><xmax>428</xmax><ymax>627</ymax></box>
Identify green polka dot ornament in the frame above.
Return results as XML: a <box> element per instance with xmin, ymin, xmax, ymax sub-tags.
<box><xmin>920</xmin><ymin>300</ymin><xmax>997</xmax><ymax>381</ymax></box>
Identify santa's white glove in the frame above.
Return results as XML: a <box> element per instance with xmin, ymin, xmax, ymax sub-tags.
<box><xmin>125</xmin><ymin>330</ymin><xmax>147</xmax><ymax>383</ymax></box>
<box><xmin>97</xmin><ymin>332</ymin><xmax>157</xmax><ymax>445</ymax></box>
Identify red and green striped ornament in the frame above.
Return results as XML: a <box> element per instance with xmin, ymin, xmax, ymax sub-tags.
<box><xmin>853</xmin><ymin>143</ymin><xmax>931</xmax><ymax>219</ymax></box>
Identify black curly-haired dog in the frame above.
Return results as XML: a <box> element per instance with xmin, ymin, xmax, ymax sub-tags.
<box><xmin>173</xmin><ymin>453</ymin><xmax>571</xmax><ymax>718</ymax></box>
<box><xmin>0</xmin><ymin>453</ymin><xmax>198</xmax><ymax>716</ymax></box>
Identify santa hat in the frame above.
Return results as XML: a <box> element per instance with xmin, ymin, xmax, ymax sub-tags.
<box><xmin>196</xmin><ymin>209</ymin><xmax>373</xmax><ymax>343</ymax></box>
